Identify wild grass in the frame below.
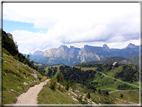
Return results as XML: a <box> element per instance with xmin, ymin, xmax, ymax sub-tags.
<box><xmin>110</xmin><ymin>90</ymin><xmax>139</xmax><ymax>104</ymax></box>
<box><xmin>38</xmin><ymin>82</ymin><xmax>80</xmax><ymax>104</ymax></box>
<box><xmin>75</xmin><ymin>66</ymin><xmax>97</xmax><ymax>71</ymax></box>
<box><xmin>2</xmin><ymin>53</ymin><xmax>46</xmax><ymax>104</ymax></box>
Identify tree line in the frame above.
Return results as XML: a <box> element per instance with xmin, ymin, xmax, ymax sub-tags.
<box><xmin>2</xmin><ymin>30</ymin><xmax>43</xmax><ymax>75</ymax></box>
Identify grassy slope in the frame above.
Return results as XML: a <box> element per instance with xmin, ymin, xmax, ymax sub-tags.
<box><xmin>110</xmin><ymin>90</ymin><xmax>139</xmax><ymax>104</ymax></box>
<box><xmin>101</xmin><ymin>64</ymin><xmax>139</xmax><ymax>86</ymax></box>
<box><xmin>70</xmin><ymin>82</ymin><xmax>139</xmax><ymax>104</ymax></box>
<box><xmin>77</xmin><ymin>65</ymin><xmax>139</xmax><ymax>88</ymax></box>
<box><xmin>128</xmin><ymin>55</ymin><xmax>139</xmax><ymax>66</ymax></box>
<box><xmin>74</xmin><ymin>66</ymin><xmax>139</xmax><ymax>104</ymax></box>
<box><xmin>38</xmin><ymin>82</ymin><xmax>80</xmax><ymax>104</ymax></box>
<box><xmin>41</xmin><ymin>65</ymin><xmax>139</xmax><ymax>104</ymax></box>
<box><xmin>44</xmin><ymin>66</ymin><xmax>60</xmax><ymax>77</ymax></box>
<box><xmin>2</xmin><ymin>53</ymin><xmax>46</xmax><ymax>104</ymax></box>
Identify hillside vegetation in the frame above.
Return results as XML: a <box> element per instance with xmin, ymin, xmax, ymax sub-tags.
<box><xmin>2</xmin><ymin>52</ymin><xmax>46</xmax><ymax>104</ymax></box>
<box><xmin>2</xmin><ymin>30</ymin><xmax>47</xmax><ymax>104</ymax></box>
<box><xmin>40</xmin><ymin>63</ymin><xmax>139</xmax><ymax>104</ymax></box>
<box><xmin>38</xmin><ymin>82</ymin><xmax>80</xmax><ymax>104</ymax></box>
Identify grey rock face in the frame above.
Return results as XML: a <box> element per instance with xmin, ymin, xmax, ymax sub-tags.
<box><xmin>126</xmin><ymin>43</ymin><xmax>139</xmax><ymax>49</ymax></box>
<box><xmin>29</xmin><ymin>43</ymin><xmax>139</xmax><ymax>66</ymax></box>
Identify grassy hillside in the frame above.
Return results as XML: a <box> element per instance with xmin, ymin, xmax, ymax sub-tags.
<box><xmin>127</xmin><ymin>55</ymin><xmax>140</xmax><ymax>66</ymax></box>
<box><xmin>38</xmin><ymin>62</ymin><xmax>139</xmax><ymax>104</ymax></box>
<box><xmin>38</xmin><ymin>82</ymin><xmax>80</xmax><ymax>104</ymax></box>
<box><xmin>2</xmin><ymin>52</ymin><xmax>47</xmax><ymax>104</ymax></box>
<box><xmin>2</xmin><ymin>52</ymin><xmax>46</xmax><ymax>104</ymax></box>
<box><xmin>96</xmin><ymin>63</ymin><xmax>139</xmax><ymax>83</ymax></box>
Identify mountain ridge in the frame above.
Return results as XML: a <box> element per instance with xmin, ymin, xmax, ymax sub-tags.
<box><xmin>29</xmin><ymin>43</ymin><xmax>139</xmax><ymax>66</ymax></box>
<box><xmin>76</xmin><ymin>55</ymin><xmax>140</xmax><ymax>66</ymax></box>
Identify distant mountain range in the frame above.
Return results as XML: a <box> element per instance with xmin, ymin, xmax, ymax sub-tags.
<box><xmin>76</xmin><ymin>55</ymin><xmax>140</xmax><ymax>66</ymax></box>
<box><xmin>29</xmin><ymin>43</ymin><xmax>140</xmax><ymax>66</ymax></box>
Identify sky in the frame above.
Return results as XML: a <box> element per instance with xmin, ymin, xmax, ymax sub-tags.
<box><xmin>3</xmin><ymin>3</ymin><xmax>140</xmax><ymax>54</ymax></box>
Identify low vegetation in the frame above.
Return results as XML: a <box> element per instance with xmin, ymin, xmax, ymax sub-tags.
<box><xmin>38</xmin><ymin>81</ymin><xmax>80</xmax><ymax>104</ymax></box>
<box><xmin>39</xmin><ymin>62</ymin><xmax>139</xmax><ymax>104</ymax></box>
<box><xmin>2</xmin><ymin>53</ymin><xmax>46</xmax><ymax>104</ymax></box>
<box><xmin>2</xmin><ymin>30</ymin><xmax>47</xmax><ymax>104</ymax></box>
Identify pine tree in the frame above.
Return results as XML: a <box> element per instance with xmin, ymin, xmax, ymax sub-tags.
<box><xmin>57</xmin><ymin>73</ymin><xmax>61</xmax><ymax>82</ymax></box>
<box><xmin>66</xmin><ymin>80</ymin><xmax>70</xmax><ymax>90</ymax></box>
<box><xmin>50</xmin><ymin>78</ymin><xmax>57</xmax><ymax>91</ymax></box>
<box><xmin>87</xmin><ymin>92</ymin><xmax>91</xmax><ymax>99</ymax></box>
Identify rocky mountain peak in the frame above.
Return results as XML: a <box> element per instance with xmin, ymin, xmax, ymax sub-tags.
<box><xmin>33</xmin><ymin>50</ymin><xmax>44</xmax><ymax>56</ymax></box>
<box><xmin>84</xmin><ymin>45</ymin><xmax>91</xmax><ymax>50</ymax></box>
<box><xmin>70</xmin><ymin>46</ymin><xmax>75</xmax><ymax>49</ymax></box>
<box><xmin>59</xmin><ymin>45</ymin><xmax>69</xmax><ymax>51</ymax></box>
<box><xmin>102</xmin><ymin>44</ymin><xmax>110</xmax><ymax>51</ymax></box>
<box><xmin>127</xmin><ymin>43</ymin><xmax>138</xmax><ymax>49</ymax></box>
<box><xmin>103</xmin><ymin>44</ymin><xmax>109</xmax><ymax>49</ymax></box>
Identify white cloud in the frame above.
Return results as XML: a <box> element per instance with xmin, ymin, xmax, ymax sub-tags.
<box><xmin>11</xmin><ymin>30</ymin><xmax>63</xmax><ymax>54</ymax></box>
<box><xmin>3</xmin><ymin>3</ymin><xmax>140</xmax><ymax>53</ymax></box>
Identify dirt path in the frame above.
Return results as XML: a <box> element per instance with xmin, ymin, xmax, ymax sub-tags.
<box><xmin>13</xmin><ymin>79</ymin><xmax>50</xmax><ymax>105</ymax></box>
<box><xmin>96</xmin><ymin>71</ymin><xmax>139</xmax><ymax>88</ymax></box>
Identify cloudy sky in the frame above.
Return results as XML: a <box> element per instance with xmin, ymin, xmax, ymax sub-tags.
<box><xmin>3</xmin><ymin>3</ymin><xmax>140</xmax><ymax>54</ymax></box>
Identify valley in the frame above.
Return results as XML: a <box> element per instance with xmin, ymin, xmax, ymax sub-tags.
<box><xmin>39</xmin><ymin>63</ymin><xmax>139</xmax><ymax>105</ymax></box>
<box><xmin>2</xmin><ymin>30</ymin><xmax>140</xmax><ymax>106</ymax></box>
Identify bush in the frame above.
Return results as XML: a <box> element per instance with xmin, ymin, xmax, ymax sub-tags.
<box><xmin>120</xmin><ymin>94</ymin><xmax>123</xmax><ymax>98</ymax></box>
<box><xmin>87</xmin><ymin>92</ymin><xmax>91</xmax><ymax>99</ymax></box>
<box><xmin>61</xmin><ymin>86</ymin><xmax>65</xmax><ymax>92</ymax></box>
<box><xmin>38</xmin><ymin>76</ymin><xmax>42</xmax><ymax>81</ymax></box>
<box><xmin>49</xmin><ymin>78</ymin><xmax>57</xmax><ymax>91</ymax></box>
<box><xmin>58</xmin><ymin>85</ymin><xmax>61</xmax><ymax>91</ymax></box>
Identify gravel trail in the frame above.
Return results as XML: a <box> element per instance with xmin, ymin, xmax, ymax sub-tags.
<box><xmin>14</xmin><ymin>79</ymin><xmax>50</xmax><ymax>105</ymax></box>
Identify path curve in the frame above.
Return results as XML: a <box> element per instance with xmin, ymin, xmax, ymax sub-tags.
<box><xmin>97</xmin><ymin>71</ymin><xmax>139</xmax><ymax>88</ymax></box>
<box><xmin>14</xmin><ymin>79</ymin><xmax>50</xmax><ymax>105</ymax></box>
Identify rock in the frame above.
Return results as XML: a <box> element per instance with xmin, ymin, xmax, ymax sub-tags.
<box><xmin>23</xmin><ymin>82</ymin><xmax>28</xmax><ymax>86</ymax></box>
<box><xmin>11</xmin><ymin>89</ymin><xmax>14</xmax><ymax>91</ymax></box>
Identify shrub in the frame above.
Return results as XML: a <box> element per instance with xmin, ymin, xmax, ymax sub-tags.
<box><xmin>38</xmin><ymin>76</ymin><xmax>42</xmax><ymax>81</ymax></box>
<box><xmin>120</xmin><ymin>94</ymin><xmax>123</xmax><ymax>98</ymax></box>
<box><xmin>87</xmin><ymin>92</ymin><xmax>91</xmax><ymax>99</ymax></box>
<box><xmin>49</xmin><ymin>78</ymin><xmax>57</xmax><ymax>91</ymax></box>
